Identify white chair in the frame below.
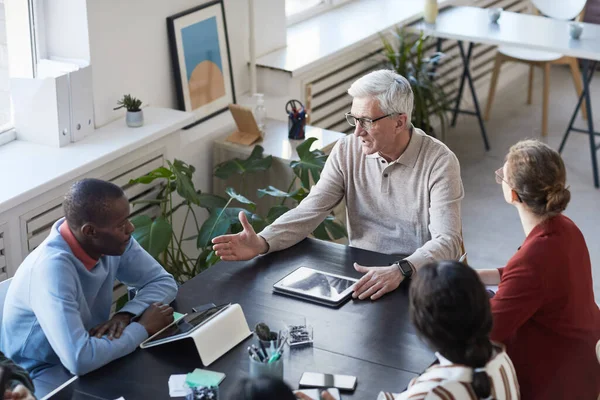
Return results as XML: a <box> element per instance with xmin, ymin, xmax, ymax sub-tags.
<box><xmin>484</xmin><ymin>0</ymin><xmax>588</xmax><ymax>136</ymax></box>
<box><xmin>0</xmin><ymin>277</ymin><xmax>12</xmax><ymax>329</ymax></box>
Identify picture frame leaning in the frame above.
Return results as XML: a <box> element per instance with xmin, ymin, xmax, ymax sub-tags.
<box><xmin>167</xmin><ymin>0</ymin><xmax>236</xmax><ymax>127</ymax></box>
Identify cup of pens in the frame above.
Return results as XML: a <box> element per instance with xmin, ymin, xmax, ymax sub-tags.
<box><xmin>249</xmin><ymin>323</ymin><xmax>287</xmax><ymax>379</ymax></box>
<box><xmin>286</xmin><ymin>99</ymin><xmax>306</xmax><ymax>140</ymax></box>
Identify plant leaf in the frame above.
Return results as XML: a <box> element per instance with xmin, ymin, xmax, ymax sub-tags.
<box><xmin>289</xmin><ymin>137</ymin><xmax>328</xmax><ymax>189</ymax></box>
<box><xmin>130</xmin><ymin>215</ymin><xmax>153</xmax><ymax>250</ymax></box>
<box><xmin>266</xmin><ymin>205</ymin><xmax>290</xmax><ymax>224</ymax></box>
<box><xmin>148</xmin><ymin>216</ymin><xmax>173</xmax><ymax>258</ymax></box>
<box><xmin>214</xmin><ymin>146</ymin><xmax>273</xmax><ymax>179</ymax></box>
<box><xmin>312</xmin><ymin>215</ymin><xmax>347</xmax><ymax>241</ymax></box>
<box><xmin>170</xmin><ymin>159</ymin><xmax>200</xmax><ymax>205</ymax></box>
<box><xmin>197</xmin><ymin>209</ymin><xmax>232</xmax><ymax>249</ymax></box>
<box><xmin>225</xmin><ymin>187</ymin><xmax>256</xmax><ymax>211</ymax></box>
<box><xmin>257</xmin><ymin>186</ymin><xmax>291</xmax><ymax>198</ymax></box>
<box><xmin>197</xmin><ymin>193</ymin><xmax>228</xmax><ymax>209</ymax></box>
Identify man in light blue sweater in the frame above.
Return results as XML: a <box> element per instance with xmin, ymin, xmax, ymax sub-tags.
<box><xmin>1</xmin><ymin>179</ymin><xmax>178</xmax><ymax>379</ymax></box>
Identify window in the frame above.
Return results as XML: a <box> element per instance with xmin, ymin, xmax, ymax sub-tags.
<box><xmin>286</xmin><ymin>0</ymin><xmax>353</xmax><ymax>25</ymax></box>
<box><xmin>0</xmin><ymin>0</ymin><xmax>36</xmax><ymax>146</ymax></box>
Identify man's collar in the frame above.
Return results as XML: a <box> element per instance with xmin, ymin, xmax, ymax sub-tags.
<box><xmin>59</xmin><ymin>221</ymin><xmax>99</xmax><ymax>271</ymax></box>
<box><xmin>365</xmin><ymin>127</ymin><xmax>423</xmax><ymax>168</ymax></box>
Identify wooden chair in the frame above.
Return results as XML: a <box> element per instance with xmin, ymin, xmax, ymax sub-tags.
<box><xmin>484</xmin><ymin>0</ymin><xmax>588</xmax><ymax>137</ymax></box>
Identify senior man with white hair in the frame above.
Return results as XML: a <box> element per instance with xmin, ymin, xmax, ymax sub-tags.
<box><xmin>213</xmin><ymin>70</ymin><xmax>464</xmax><ymax>300</ymax></box>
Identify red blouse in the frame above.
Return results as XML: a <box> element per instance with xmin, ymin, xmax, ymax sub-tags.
<box><xmin>491</xmin><ymin>214</ymin><xmax>600</xmax><ymax>400</ymax></box>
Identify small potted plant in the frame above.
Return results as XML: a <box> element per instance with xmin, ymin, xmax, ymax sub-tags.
<box><xmin>114</xmin><ymin>94</ymin><xmax>144</xmax><ymax>128</ymax></box>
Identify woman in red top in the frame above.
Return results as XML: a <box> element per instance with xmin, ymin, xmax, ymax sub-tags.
<box><xmin>478</xmin><ymin>140</ymin><xmax>600</xmax><ymax>400</ymax></box>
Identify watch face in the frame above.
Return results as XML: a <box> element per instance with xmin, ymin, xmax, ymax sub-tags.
<box><xmin>399</xmin><ymin>261</ymin><xmax>412</xmax><ymax>275</ymax></box>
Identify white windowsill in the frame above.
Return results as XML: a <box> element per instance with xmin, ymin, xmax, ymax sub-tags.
<box><xmin>257</xmin><ymin>0</ymin><xmax>458</xmax><ymax>76</ymax></box>
<box><xmin>0</xmin><ymin>107</ymin><xmax>194</xmax><ymax>215</ymax></box>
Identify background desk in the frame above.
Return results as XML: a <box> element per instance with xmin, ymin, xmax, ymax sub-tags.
<box><xmin>43</xmin><ymin>239</ymin><xmax>434</xmax><ymax>399</ymax></box>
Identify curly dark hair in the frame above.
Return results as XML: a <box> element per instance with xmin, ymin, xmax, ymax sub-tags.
<box><xmin>63</xmin><ymin>178</ymin><xmax>125</xmax><ymax>228</ymax></box>
<box><xmin>410</xmin><ymin>261</ymin><xmax>493</xmax><ymax>398</ymax></box>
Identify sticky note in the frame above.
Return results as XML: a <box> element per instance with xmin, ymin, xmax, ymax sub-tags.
<box><xmin>173</xmin><ymin>312</ymin><xmax>185</xmax><ymax>321</ymax></box>
<box><xmin>185</xmin><ymin>368</ymin><xmax>225</xmax><ymax>388</ymax></box>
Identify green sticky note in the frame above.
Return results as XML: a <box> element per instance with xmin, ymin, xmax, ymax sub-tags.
<box><xmin>173</xmin><ymin>312</ymin><xmax>185</xmax><ymax>321</ymax></box>
<box><xmin>185</xmin><ymin>368</ymin><xmax>225</xmax><ymax>388</ymax></box>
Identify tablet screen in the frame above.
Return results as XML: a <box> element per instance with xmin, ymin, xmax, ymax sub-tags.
<box><xmin>276</xmin><ymin>267</ymin><xmax>356</xmax><ymax>301</ymax></box>
<box><xmin>144</xmin><ymin>304</ymin><xmax>229</xmax><ymax>345</ymax></box>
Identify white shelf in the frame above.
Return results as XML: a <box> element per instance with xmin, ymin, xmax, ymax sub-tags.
<box><xmin>0</xmin><ymin>107</ymin><xmax>194</xmax><ymax>215</ymax></box>
<box><xmin>256</xmin><ymin>0</ymin><xmax>455</xmax><ymax>76</ymax></box>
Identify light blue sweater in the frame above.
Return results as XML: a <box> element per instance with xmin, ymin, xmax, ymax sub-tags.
<box><xmin>0</xmin><ymin>219</ymin><xmax>178</xmax><ymax>378</ymax></box>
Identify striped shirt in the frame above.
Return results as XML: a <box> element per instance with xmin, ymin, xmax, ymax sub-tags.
<box><xmin>378</xmin><ymin>344</ymin><xmax>520</xmax><ymax>400</ymax></box>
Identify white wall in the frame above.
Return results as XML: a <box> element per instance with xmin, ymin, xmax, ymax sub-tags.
<box><xmin>86</xmin><ymin>0</ymin><xmax>250</xmax><ymax>127</ymax></box>
<box><xmin>254</xmin><ymin>0</ymin><xmax>286</xmax><ymax>57</ymax></box>
<box><xmin>40</xmin><ymin>0</ymin><xmax>91</xmax><ymax>62</ymax></box>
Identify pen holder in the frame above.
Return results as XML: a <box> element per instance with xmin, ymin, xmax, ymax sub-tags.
<box><xmin>249</xmin><ymin>354</ymin><xmax>284</xmax><ymax>379</ymax></box>
<box><xmin>288</xmin><ymin>110</ymin><xmax>306</xmax><ymax>140</ymax></box>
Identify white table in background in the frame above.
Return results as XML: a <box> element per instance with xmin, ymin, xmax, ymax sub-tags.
<box><xmin>411</xmin><ymin>6</ymin><xmax>600</xmax><ymax>187</ymax></box>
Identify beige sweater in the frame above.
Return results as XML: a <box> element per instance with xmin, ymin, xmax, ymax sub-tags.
<box><xmin>259</xmin><ymin>128</ymin><xmax>464</xmax><ymax>268</ymax></box>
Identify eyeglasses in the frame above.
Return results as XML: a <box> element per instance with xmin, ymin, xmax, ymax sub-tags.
<box><xmin>345</xmin><ymin>112</ymin><xmax>398</xmax><ymax>131</ymax></box>
<box><xmin>495</xmin><ymin>168</ymin><xmax>522</xmax><ymax>202</ymax></box>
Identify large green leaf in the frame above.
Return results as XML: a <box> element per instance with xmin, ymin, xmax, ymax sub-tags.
<box><xmin>289</xmin><ymin>137</ymin><xmax>328</xmax><ymax>189</ymax></box>
<box><xmin>130</xmin><ymin>215</ymin><xmax>173</xmax><ymax>258</ymax></box>
<box><xmin>129</xmin><ymin>166</ymin><xmax>173</xmax><ymax>185</ymax></box>
<box><xmin>148</xmin><ymin>217</ymin><xmax>173</xmax><ymax>258</ymax></box>
<box><xmin>266</xmin><ymin>205</ymin><xmax>290</xmax><ymax>224</ymax></box>
<box><xmin>214</xmin><ymin>146</ymin><xmax>273</xmax><ymax>179</ymax></box>
<box><xmin>169</xmin><ymin>159</ymin><xmax>200</xmax><ymax>205</ymax></box>
<box><xmin>197</xmin><ymin>193</ymin><xmax>228</xmax><ymax>209</ymax></box>
<box><xmin>130</xmin><ymin>215</ymin><xmax>152</xmax><ymax>250</ymax></box>
<box><xmin>197</xmin><ymin>209</ymin><xmax>232</xmax><ymax>249</ymax></box>
<box><xmin>257</xmin><ymin>186</ymin><xmax>307</xmax><ymax>202</ymax></box>
<box><xmin>226</xmin><ymin>187</ymin><xmax>256</xmax><ymax>211</ymax></box>
<box><xmin>312</xmin><ymin>215</ymin><xmax>347</xmax><ymax>241</ymax></box>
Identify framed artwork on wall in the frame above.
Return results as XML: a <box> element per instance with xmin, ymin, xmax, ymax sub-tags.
<box><xmin>167</xmin><ymin>0</ymin><xmax>236</xmax><ymax>126</ymax></box>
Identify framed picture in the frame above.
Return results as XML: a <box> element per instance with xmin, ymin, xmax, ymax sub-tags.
<box><xmin>167</xmin><ymin>0</ymin><xmax>236</xmax><ymax>126</ymax></box>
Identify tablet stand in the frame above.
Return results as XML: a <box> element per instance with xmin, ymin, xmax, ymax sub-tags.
<box><xmin>191</xmin><ymin>304</ymin><xmax>252</xmax><ymax>365</ymax></box>
<box><xmin>152</xmin><ymin>304</ymin><xmax>252</xmax><ymax>366</ymax></box>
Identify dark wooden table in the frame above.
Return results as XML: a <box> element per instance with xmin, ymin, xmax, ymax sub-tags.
<box><xmin>39</xmin><ymin>238</ymin><xmax>435</xmax><ymax>400</ymax></box>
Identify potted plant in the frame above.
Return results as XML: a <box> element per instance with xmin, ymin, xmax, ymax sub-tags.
<box><xmin>114</xmin><ymin>94</ymin><xmax>144</xmax><ymax>128</ymax></box>
<box><xmin>129</xmin><ymin>139</ymin><xmax>346</xmax><ymax>284</ymax></box>
<box><xmin>381</xmin><ymin>28</ymin><xmax>449</xmax><ymax>140</ymax></box>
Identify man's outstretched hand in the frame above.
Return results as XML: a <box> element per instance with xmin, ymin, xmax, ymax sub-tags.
<box><xmin>89</xmin><ymin>312</ymin><xmax>134</xmax><ymax>340</ymax></box>
<box><xmin>212</xmin><ymin>211</ymin><xmax>269</xmax><ymax>261</ymax></box>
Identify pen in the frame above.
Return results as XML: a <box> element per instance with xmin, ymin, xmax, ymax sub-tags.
<box><xmin>247</xmin><ymin>346</ymin><xmax>260</xmax><ymax>362</ymax></box>
<box><xmin>268</xmin><ymin>332</ymin><xmax>289</xmax><ymax>363</ymax></box>
<box><xmin>258</xmin><ymin>340</ymin><xmax>268</xmax><ymax>358</ymax></box>
<box><xmin>251</xmin><ymin>344</ymin><xmax>265</xmax><ymax>362</ymax></box>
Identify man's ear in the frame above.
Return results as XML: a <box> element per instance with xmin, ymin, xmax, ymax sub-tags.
<box><xmin>81</xmin><ymin>223</ymin><xmax>96</xmax><ymax>238</ymax></box>
<box><xmin>511</xmin><ymin>190</ymin><xmax>520</xmax><ymax>203</ymax></box>
<box><xmin>395</xmin><ymin>114</ymin><xmax>408</xmax><ymax>132</ymax></box>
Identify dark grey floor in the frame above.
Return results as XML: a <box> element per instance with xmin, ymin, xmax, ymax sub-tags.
<box><xmin>445</xmin><ymin>65</ymin><xmax>600</xmax><ymax>302</ymax></box>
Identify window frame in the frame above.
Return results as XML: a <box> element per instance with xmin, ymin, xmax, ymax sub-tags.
<box><xmin>286</xmin><ymin>0</ymin><xmax>354</xmax><ymax>26</ymax></box>
<box><xmin>0</xmin><ymin>0</ymin><xmax>38</xmax><ymax>145</ymax></box>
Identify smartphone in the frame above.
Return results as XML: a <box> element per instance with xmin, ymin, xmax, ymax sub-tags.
<box><xmin>293</xmin><ymin>388</ymin><xmax>341</xmax><ymax>400</ymax></box>
<box><xmin>299</xmin><ymin>372</ymin><xmax>357</xmax><ymax>392</ymax></box>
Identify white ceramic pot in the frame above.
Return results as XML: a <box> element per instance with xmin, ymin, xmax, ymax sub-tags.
<box><xmin>126</xmin><ymin>110</ymin><xmax>144</xmax><ymax>128</ymax></box>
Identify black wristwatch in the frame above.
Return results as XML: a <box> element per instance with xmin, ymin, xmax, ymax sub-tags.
<box><xmin>394</xmin><ymin>260</ymin><xmax>413</xmax><ymax>278</ymax></box>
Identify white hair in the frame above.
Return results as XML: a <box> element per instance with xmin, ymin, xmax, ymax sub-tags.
<box><xmin>347</xmin><ymin>70</ymin><xmax>413</xmax><ymax>123</ymax></box>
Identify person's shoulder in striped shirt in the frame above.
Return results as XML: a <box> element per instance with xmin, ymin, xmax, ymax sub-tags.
<box><xmin>378</xmin><ymin>343</ymin><xmax>519</xmax><ymax>400</ymax></box>
<box><xmin>379</xmin><ymin>261</ymin><xmax>520</xmax><ymax>400</ymax></box>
